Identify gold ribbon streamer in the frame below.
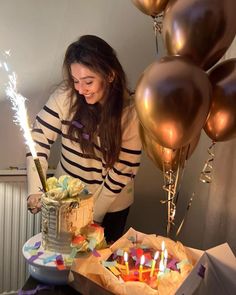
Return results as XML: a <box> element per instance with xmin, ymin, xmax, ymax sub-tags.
<box><xmin>161</xmin><ymin>168</ymin><xmax>178</xmax><ymax>236</ymax></box>
<box><xmin>199</xmin><ymin>141</ymin><xmax>216</xmax><ymax>183</ymax></box>
<box><xmin>160</xmin><ymin>143</ymin><xmax>192</xmax><ymax>236</ymax></box>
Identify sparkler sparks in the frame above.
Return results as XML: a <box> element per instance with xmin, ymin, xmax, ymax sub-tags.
<box><xmin>1</xmin><ymin>51</ymin><xmax>47</xmax><ymax>191</ymax></box>
<box><xmin>5</xmin><ymin>70</ymin><xmax>37</xmax><ymax>158</ymax></box>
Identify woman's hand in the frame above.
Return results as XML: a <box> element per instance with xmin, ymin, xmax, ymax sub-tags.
<box><xmin>27</xmin><ymin>193</ymin><xmax>42</xmax><ymax>214</ymax></box>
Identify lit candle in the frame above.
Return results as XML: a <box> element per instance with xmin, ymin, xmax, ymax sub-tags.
<box><xmin>160</xmin><ymin>241</ymin><xmax>165</xmax><ymax>262</ymax></box>
<box><xmin>150</xmin><ymin>251</ymin><xmax>159</xmax><ymax>277</ymax></box>
<box><xmin>124</xmin><ymin>251</ymin><xmax>129</xmax><ymax>275</ymax></box>
<box><xmin>164</xmin><ymin>249</ymin><xmax>168</xmax><ymax>269</ymax></box>
<box><xmin>159</xmin><ymin>259</ymin><xmax>165</xmax><ymax>273</ymax></box>
<box><xmin>139</xmin><ymin>255</ymin><xmax>145</xmax><ymax>281</ymax></box>
<box><xmin>158</xmin><ymin>241</ymin><xmax>166</xmax><ymax>275</ymax></box>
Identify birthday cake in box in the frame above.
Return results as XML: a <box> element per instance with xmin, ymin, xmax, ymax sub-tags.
<box><xmin>104</xmin><ymin>239</ymin><xmax>193</xmax><ymax>294</ymax></box>
<box><xmin>69</xmin><ymin>228</ymin><xmax>195</xmax><ymax>295</ymax></box>
<box><xmin>41</xmin><ymin>175</ymin><xmax>105</xmax><ymax>254</ymax></box>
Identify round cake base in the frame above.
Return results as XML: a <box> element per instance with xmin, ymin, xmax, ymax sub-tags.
<box><xmin>22</xmin><ymin>233</ymin><xmax>70</xmax><ymax>285</ymax></box>
<box><xmin>28</xmin><ymin>264</ymin><xmax>69</xmax><ymax>285</ymax></box>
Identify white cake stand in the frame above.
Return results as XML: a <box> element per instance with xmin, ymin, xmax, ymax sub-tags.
<box><xmin>22</xmin><ymin>233</ymin><xmax>71</xmax><ymax>285</ymax></box>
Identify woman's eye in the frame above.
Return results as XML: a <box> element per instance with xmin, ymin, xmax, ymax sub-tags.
<box><xmin>86</xmin><ymin>81</ymin><xmax>93</xmax><ymax>85</ymax></box>
<box><xmin>73</xmin><ymin>80</ymin><xmax>79</xmax><ymax>84</ymax></box>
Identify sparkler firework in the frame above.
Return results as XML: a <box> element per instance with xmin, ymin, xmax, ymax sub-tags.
<box><xmin>1</xmin><ymin>51</ymin><xmax>47</xmax><ymax>192</ymax></box>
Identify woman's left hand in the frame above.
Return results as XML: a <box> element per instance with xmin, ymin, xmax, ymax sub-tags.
<box><xmin>27</xmin><ymin>193</ymin><xmax>42</xmax><ymax>214</ymax></box>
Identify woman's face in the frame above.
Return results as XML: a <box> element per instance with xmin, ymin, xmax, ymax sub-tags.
<box><xmin>70</xmin><ymin>63</ymin><xmax>107</xmax><ymax>105</ymax></box>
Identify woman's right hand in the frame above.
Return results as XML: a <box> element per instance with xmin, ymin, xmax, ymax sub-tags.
<box><xmin>27</xmin><ymin>193</ymin><xmax>42</xmax><ymax>214</ymax></box>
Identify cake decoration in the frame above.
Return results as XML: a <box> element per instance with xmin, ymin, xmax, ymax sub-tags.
<box><xmin>70</xmin><ymin>223</ymin><xmax>107</xmax><ymax>257</ymax></box>
<box><xmin>41</xmin><ymin>175</ymin><xmax>106</xmax><ymax>256</ymax></box>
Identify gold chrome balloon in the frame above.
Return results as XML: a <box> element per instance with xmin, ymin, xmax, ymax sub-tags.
<box><xmin>140</xmin><ymin>124</ymin><xmax>200</xmax><ymax>171</ymax></box>
<box><xmin>135</xmin><ymin>55</ymin><xmax>211</xmax><ymax>149</ymax></box>
<box><xmin>132</xmin><ymin>0</ymin><xmax>169</xmax><ymax>16</ymax></box>
<box><xmin>204</xmin><ymin>58</ymin><xmax>236</xmax><ymax>142</ymax></box>
<box><xmin>163</xmin><ymin>0</ymin><xmax>236</xmax><ymax>70</ymax></box>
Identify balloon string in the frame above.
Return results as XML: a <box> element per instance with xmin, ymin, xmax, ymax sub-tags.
<box><xmin>161</xmin><ymin>145</ymin><xmax>188</xmax><ymax>236</ymax></box>
<box><xmin>175</xmin><ymin>143</ymin><xmax>192</xmax><ymax>207</ymax></box>
<box><xmin>176</xmin><ymin>192</ymin><xmax>195</xmax><ymax>237</ymax></box>
<box><xmin>152</xmin><ymin>13</ymin><xmax>163</xmax><ymax>55</ymax></box>
<box><xmin>154</xmin><ymin>23</ymin><xmax>159</xmax><ymax>54</ymax></box>
<box><xmin>175</xmin><ymin>141</ymin><xmax>215</xmax><ymax>236</ymax></box>
<box><xmin>199</xmin><ymin>141</ymin><xmax>215</xmax><ymax>183</ymax></box>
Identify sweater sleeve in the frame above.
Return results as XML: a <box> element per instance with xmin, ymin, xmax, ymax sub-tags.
<box><xmin>26</xmin><ymin>89</ymin><xmax>69</xmax><ymax>195</ymax></box>
<box><xmin>93</xmin><ymin>104</ymin><xmax>142</xmax><ymax>222</ymax></box>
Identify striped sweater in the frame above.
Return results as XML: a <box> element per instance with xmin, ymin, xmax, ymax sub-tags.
<box><xmin>26</xmin><ymin>88</ymin><xmax>142</xmax><ymax>222</ymax></box>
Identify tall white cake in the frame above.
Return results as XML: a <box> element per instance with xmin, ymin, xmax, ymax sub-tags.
<box><xmin>41</xmin><ymin>175</ymin><xmax>94</xmax><ymax>254</ymax></box>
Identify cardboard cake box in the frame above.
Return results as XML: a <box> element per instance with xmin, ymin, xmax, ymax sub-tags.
<box><xmin>68</xmin><ymin>228</ymin><xmax>236</xmax><ymax>295</ymax></box>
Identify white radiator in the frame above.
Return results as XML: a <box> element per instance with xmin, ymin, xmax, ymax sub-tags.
<box><xmin>0</xmin><ymin>172</ymin><xmax>41</xmax><ymax>294</ymax></box>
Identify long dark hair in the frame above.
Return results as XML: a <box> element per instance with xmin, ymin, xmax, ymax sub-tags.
<box><xmin>63</xmin><ymin>35</ymin><xmax>128</xmax><ymax>168</ymax></box>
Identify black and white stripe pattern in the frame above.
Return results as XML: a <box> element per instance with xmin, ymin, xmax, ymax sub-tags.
<box><xmin>27</xmin><ymin>88</ymin><xmax>142</xmax><ymax>222</ymax></box>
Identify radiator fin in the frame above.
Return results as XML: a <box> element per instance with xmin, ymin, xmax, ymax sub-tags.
<box><xmin>0</xmin><ymin>179</ymin><xmax>41</xmax><ymax>293</ymax></box>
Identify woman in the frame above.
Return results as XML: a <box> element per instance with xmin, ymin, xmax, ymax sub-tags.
<box><xmin>27</xmin><ymin>35</ymin><xmax>142</xmax><ymax>243</ymax></box>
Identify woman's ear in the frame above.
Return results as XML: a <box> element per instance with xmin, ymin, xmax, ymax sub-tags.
<box><xmin>108</xmin><ymin>71</ymin><xmax>115</xmax><ymax>83</ymax></box>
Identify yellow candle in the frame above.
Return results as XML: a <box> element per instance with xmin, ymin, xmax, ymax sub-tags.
<box><xmin>150</xmin><ymin>251</ymin><xmax>159</xmax><ymax>277</ymax></box>
<box><xmin>124</xmin><ymin>251</ymin><xmax>129</xmax><ymax>275</ymax></box>
<box><xmin>139</xmin><ymin>255</ymin><xmax>145</xmax><ymax>281</ymax></box>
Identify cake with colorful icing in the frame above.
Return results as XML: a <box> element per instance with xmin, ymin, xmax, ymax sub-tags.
<box><xmin>104</xmin><ymin>241</ymin><xmax>193</xmax><ymax>292</ymax></box>
<box><xmin>96</xmin><ymin>229</ymin><xmax>195</xmax><ymax>295</ymax></box>
<box><xmin>41</xmin><ymin>175</ymin><xmax>105</xmax><ymax>254</ymax></box>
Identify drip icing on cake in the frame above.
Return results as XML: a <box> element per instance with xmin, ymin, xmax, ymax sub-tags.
<box><xmin>41</xmin><ymin>175</ymin><xmax>94</xmax><ymax>254</ymax></box>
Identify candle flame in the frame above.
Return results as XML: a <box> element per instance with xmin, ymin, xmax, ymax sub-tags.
<box><xmin>161</xmin><ymin>241</ymin><xmax>165</xmax><ymax>251</ymax></box>
<box><xmin>140</xmin><ymin>255</ymin><xmax>145</xmax><ymax>266</ymax></box>
<box><xmin>124</xmin><ymin>251</ymin><xmax>128</xmax><ymax>262</ymax></box>
<box><xmin>1</xmin><ymin>52</ymin><xmax>37</xmax><ymax>158</ymax></box>
<box><xmin>154</xmin><ymin>251</ymin><xmax>159</xmax><ymax>260</ymax></box>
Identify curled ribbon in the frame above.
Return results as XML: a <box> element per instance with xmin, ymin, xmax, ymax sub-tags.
<box><xmin>152</xmin><ymin>12</ymin><xmax>164</xmax><ymax>34</ymax></box>
<box><xmin>200</xmin><ymin>141</ymin><xmax>215</xmax><ymax>183</ymax></box>
<box><xmin>152</xmin><ymin>12</ymin><xmax>164</xmax><ymax>54</ymax></box>
<box><xmin>161</xmin><ymin>169</ymin><xmax>178</xmax><ymax>235</ymax></box>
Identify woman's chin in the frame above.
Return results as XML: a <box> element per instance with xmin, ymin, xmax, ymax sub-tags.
<box><xmin>85</xmin><ymin>97</ymin><xmax>96</xmax><ymax>104</ymax></box>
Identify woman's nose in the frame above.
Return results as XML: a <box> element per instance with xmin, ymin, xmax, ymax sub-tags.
<box><xmin>76</xmin><ymin>84</ymin><xmax>88</xmax><ymax>95</ymax></box>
